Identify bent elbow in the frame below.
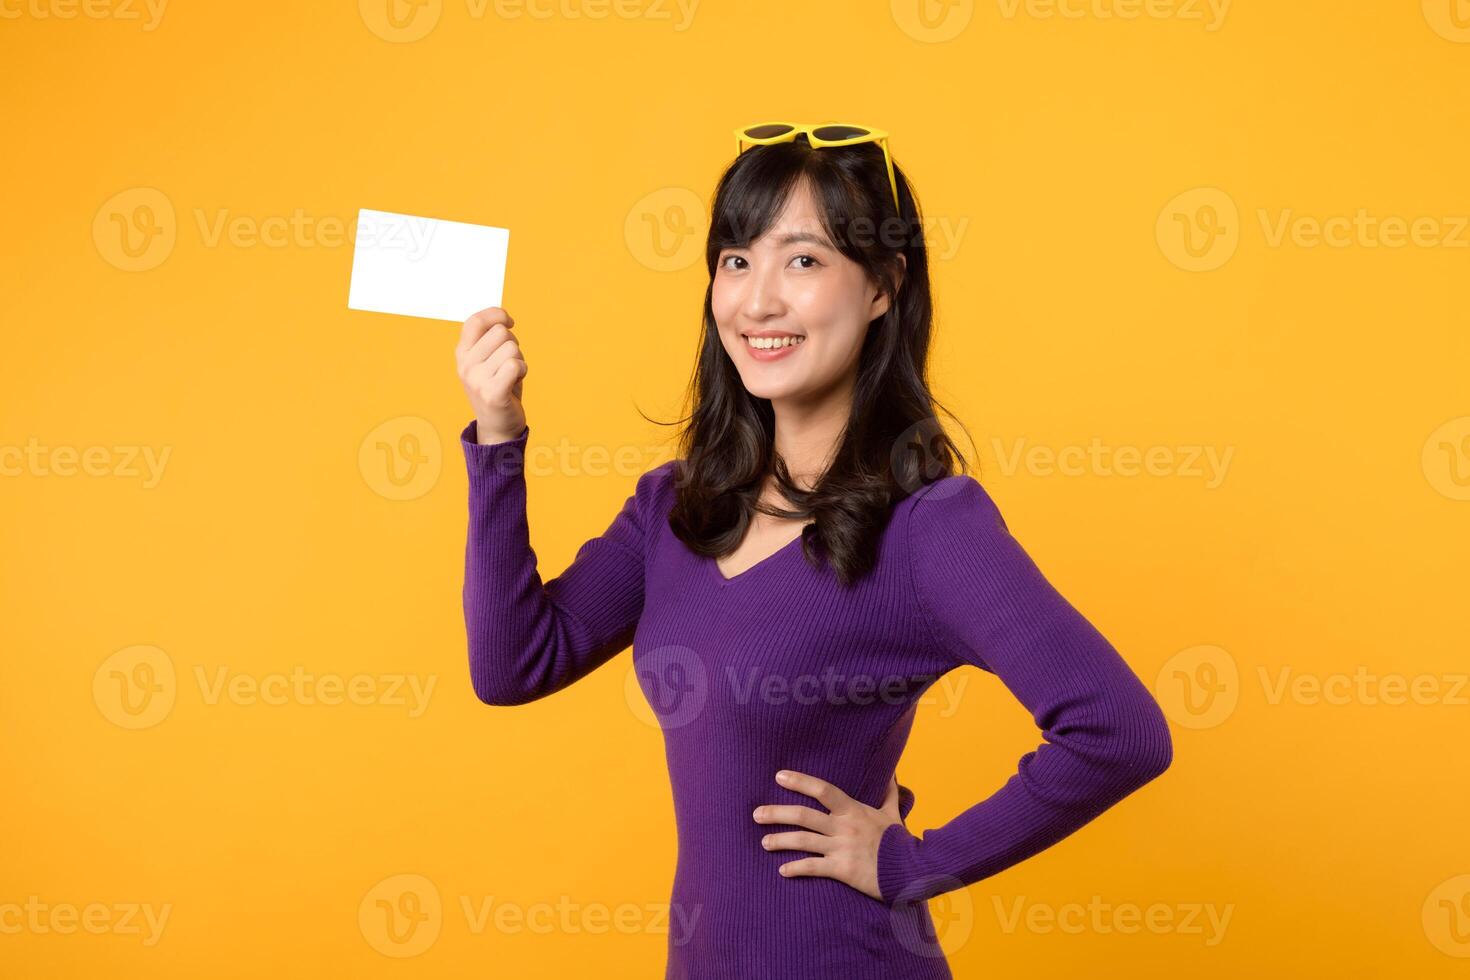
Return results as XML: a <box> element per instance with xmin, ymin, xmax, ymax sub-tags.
<box><xmin>468</xmin><ymin>644</ymin><xmax>543</xmax><ymax>707</ymax></box>
<box><xmin>1118</xmin><ymin>699</ymin><xmax>1174</xmax><ymax>786</ymax></box>
<box><xmin>473</xmin><ymin>677</ymin><xmax>536</xmax><ymax>707</ymax></box>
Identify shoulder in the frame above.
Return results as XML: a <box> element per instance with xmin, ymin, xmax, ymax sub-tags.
<box><xmin>899</xmin><ymin>473</ymin><xmax>1009</xmax><ymax>540</ymax></box>
<box><xmin>631</xmin><ymin>456</ymin><xmax>682</xmax><ymax>517</ymax></box>
<box><xmin>895</xmin><ymin>473</ymin><xmax>1021</xmax><ymax>583</ymax></box>
<box><xmin>640</xmin><ymin>457</ymin><xmax>681</xmax><ymax>492</ymax></box>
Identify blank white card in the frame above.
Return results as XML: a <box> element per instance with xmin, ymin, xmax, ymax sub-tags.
<box><xmin>347</xmin><ymin>208</ymin><xmax>509</xmax><ymax>322</ymax></box>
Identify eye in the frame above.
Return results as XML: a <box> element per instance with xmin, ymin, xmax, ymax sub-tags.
<box><xmin>790</xmin><ymin>254</ymin><xmax>820</xmax><ymax>270</ymax></box>
<box><xmin>719</xmin><ymin>253</ymin><xmax>747</xmax><ymax>271</ymax></box>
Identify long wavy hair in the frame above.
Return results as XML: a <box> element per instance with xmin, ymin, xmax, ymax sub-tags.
<box><xmin>654</xmin><ymin>134</ymin><xmax>974</xmax><ymax>588</ymax></box>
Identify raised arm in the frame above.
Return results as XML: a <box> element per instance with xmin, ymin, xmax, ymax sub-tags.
<box><xmin>461</xmin><ymin>418</ymin><xmax>673</xmax><ymax>706</ymax></box>
<box><xmin>876</xmin><ymin>475</ymin><xmax>1173</xmax><ymax>905</ymax></box>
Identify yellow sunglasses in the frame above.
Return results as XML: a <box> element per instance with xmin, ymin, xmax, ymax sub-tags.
<box><xmin>733</xmin><ymin>122</ymin><xmax>900</xmax><ymax>213</ymax></box>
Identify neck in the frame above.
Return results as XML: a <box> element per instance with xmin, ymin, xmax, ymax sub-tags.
<box><xmin>768</xmin><ymin>375</ymin><xmax>854</xmax><ymax>491</ymax></box>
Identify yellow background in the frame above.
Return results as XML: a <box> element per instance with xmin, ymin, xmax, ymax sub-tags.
<box><xmin>3</xmin><ymin>0</ymin><xmax>1468</xmax><ymax>976</ymax></box>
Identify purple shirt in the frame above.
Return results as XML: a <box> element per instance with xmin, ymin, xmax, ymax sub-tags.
<box><xmin>461</xmin><ymin>420</ymin><xmax>1172</xmax><ymax>979</ymax></box>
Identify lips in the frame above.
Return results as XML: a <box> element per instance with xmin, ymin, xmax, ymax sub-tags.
<box><xmin>741</xmin><ymin>332</ymin><xmax>805</xmax><ymax>360</ymax></box>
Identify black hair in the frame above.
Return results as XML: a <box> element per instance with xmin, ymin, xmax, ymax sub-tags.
<box><xmin>651</xmin><ymin>134</ymin><xmax>974</xmax><ymax>587</ymax></box>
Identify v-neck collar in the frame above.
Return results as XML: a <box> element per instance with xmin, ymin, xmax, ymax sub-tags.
<box><xmin>708</xmin><ymin>524</ymin><xmax>813</xmax><ymax>585</ymax></box>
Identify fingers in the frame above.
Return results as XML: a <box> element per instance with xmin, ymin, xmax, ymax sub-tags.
<box><xmin>456</xmin><ymin>306</ymin><xmax>514</xmax><ymax>354</ymax></box>
<box><xmin>456</xmin><ymin>310</ymin><xmax>519</xmax><ymax>386</ymax></box>
<box><xmin>456</xmin><ymin>307</ymin><xmax>524</xmax><ymax>396</ymax></box>
<box><xmin>499</xmin><ymin>354</ymin><xmax>529</xmax><ymax>391</ymax></box>
<box><xmin>760</xmin><ymin>830</ymin><xmax>835</xmax><ymax>855</ymax></box>
<box><xmin>465</xmin><ymin>324</ymin><xmax>516</xmax><ymax>366</ymax></box>
<box><xmin>774</xmin><ymin>856</ymin><xmax>833</xmax><ymax>879</ymax></box>
<box><xmin>468</xmin><ymin>335</ymin><xmax>520</xmax><ymax>387</ymax></box>
<box><xmin>752</xmin><ymin>804</ymin><xmax>835</xmax><ymax>835</ymax></box>
<box><xmin>774</xmin><ymin>769</ymin><xmax>850</xmax><ymax>813</ymax></box>
<box><xmin>755</xmin><ymin>771</ymin><xmax>887</xmax><ymax>897</ymax></box>
<box><xmin>458</xmin><ymin>340</ymin><xmax>520</xmax><ymax>403</ymax></box>
<box><xmin>480</xmin><ymin>356</ymin><xmax>527</xmax><ymax>410</ymax></box>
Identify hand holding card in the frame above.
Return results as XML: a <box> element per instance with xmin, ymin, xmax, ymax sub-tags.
<box><xmin>455</xmin><ymin>307</ymin><xmax>528</xmax><ymax>446</ymax></box>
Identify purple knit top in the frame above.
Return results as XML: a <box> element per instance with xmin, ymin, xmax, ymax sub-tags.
<box><xmin>460</xmin><ymin>420</ymin><xmax>1173</xmax><ymax>979</ymax></box>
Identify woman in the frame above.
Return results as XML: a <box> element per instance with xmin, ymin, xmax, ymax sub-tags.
<box><xmin>453</xmin><ymin>123</ymin><xmax>1173</xmax><ymax>979</ymax></box>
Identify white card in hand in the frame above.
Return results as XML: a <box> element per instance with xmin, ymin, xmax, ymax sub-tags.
<box><xmin>347</xmin><ymin>208</ymin><xmax>510</xmax><ymax>322</ymax></box>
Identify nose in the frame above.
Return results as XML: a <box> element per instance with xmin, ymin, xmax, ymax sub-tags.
<box><xmin>740</xmin><ymin>261</ymin><xmax>786</xmax><ymax>323</ymax></box>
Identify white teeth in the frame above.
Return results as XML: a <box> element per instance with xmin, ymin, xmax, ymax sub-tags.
<box><xmin>745</xmin><ymin>335</ymin><xmax>805</xmax><ymax>350</ymax></box>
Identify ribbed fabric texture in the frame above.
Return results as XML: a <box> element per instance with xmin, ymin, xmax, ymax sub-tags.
<box><xmin>461</xmin><ymin>420</ymin><xmax>1173</xmax><ymax>979</ymax></box>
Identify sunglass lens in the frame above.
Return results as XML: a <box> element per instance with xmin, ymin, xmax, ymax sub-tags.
<box><xmin>744</xmin><ymin>124</ymin><xmax>795</xmax><ymax>140</ymax></box>
<box><xmin>811</xmin><ymin>125</ymin><xmax>870</xmax><ymax>141</ymax></box>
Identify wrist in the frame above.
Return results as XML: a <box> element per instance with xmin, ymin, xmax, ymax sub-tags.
<box><xmin>875</xmin><ymin>822</ymin><xmax>958</xmax><ymax>907</ymax></box>
<box><xmin>460</xmin><ymin>419</ymin><xmax>529</xmax><ymax>484</ymax></box>
<box><xmin>471</xmin><ymin>418</ymin><xmax>528</xmax><ymax>447</ymax></box>
<box><xmin>876</xmin><ymin>821</ymin><xmax>920</xmax><ymax>905</ymax></box>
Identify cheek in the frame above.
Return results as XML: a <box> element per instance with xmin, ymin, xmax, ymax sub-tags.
<box><xmin>794</xmin><ymin>279</ymin><xmax>875</xmax><ymax>371</ymax></box>
<box><xmin>789</xmin><ymin>278</ymin><xmax>858</xmax><ymax>332</ymax></box>
<box><xmin>710</xmin><ymin>278</ymin><xmax>738</xmax><ymax>329</ymax></box>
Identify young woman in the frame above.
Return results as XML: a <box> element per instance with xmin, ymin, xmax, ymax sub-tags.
<box><xmin>453</xmin><ymin>123</ymin><xmax>1173</xmax><ymax>979</ymax></box>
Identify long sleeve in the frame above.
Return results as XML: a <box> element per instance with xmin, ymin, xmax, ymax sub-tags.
<box><xmin>460</xmin><ymin>419</ymin><xmax>671</xmax><ymax>706</ymax></box>
<box><xmin>876</xmin><ymin>475</ymin><xmax>1173</xmax><ymax>906</ymax></box>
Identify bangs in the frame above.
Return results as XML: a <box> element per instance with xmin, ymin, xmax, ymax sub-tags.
<box><xmin>706</xmin><ymin>143</ymin><xmax>866</xmax><ymax>265</ymax></box>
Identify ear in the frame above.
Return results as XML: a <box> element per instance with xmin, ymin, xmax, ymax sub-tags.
<box><xmin>870</xmin><ymin>253</ymin><xmax>907</xmax><ymax>320</ymax></box>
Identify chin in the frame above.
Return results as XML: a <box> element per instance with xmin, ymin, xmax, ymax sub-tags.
<box><xmin>737</xmin><ymin>377</ymin><xmax>792</xmax><ymax>400</ymax></box>
<box><xmin>740</xmin><ymin>373</ymin><xmax>825</xmax><ymax>404</ymax></box>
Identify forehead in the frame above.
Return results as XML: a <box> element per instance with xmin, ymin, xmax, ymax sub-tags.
<box><xmin>753</xmin><ymin>179</ymin><xmax>834</xmax><ymax>247</ymax></box>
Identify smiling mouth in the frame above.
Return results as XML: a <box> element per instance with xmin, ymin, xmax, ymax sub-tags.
<box><xmin>741</xmin><ymin>333</ymin><xmax>806</xmax><ymax>350</ymax></box>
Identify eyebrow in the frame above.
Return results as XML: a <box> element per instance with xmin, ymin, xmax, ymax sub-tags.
<box><xmin>771</xmin><ymin>231</ymin><xmax>834</xmax><ymax>249</ymax></box>
<box><xmin>725</xmin><ymin>231</ymin><xmax>834</xmax><ymax>251</ymax></box>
